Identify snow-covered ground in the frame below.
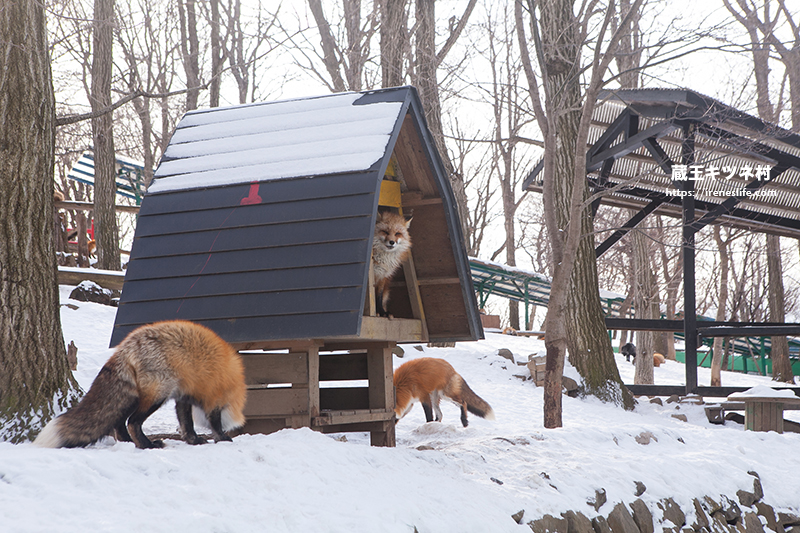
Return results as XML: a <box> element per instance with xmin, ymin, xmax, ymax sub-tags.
<box><xmin>1</xmin><ymin>285</ymin><xmax>799</xmax><ymax>532</ymax></box>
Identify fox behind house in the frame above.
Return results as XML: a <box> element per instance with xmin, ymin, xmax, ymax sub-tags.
<box><xmin>372</xmin><ymin>210</ymin><xmax>412</xmax><ymax>317</ymax></box>
<box><xmin>394</xmin><ymin>357</ymin><xmax>494</xmax><ymax>427</ymax></box>
<box><xmin>34</xmin><ymin>320</ymin><xmax>246</xmax><ymax>449</ymax></box>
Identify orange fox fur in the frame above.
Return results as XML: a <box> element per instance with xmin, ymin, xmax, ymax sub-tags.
<box><xmin>35</xmin><ymin>320</ymin><xmax>246</xmax><ymax>449</ymax></box>
<box><xmin>372</xmin><ymin>210</ymin><xmax>412</xmax><ymax>317</ymax></box>
<box><xmin>394</xmin><ymin>357</ymin><xmax>494</xmax><ymax>427</ymax></box>
<box><xmin>653</xmin><ymin>352</ymin><xmax>666</xmax><ymax>367</ymax></box>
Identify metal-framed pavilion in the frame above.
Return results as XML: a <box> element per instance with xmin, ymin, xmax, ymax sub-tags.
<box><xmin>523</xmin><ymin>88</ymin><xmax>800</xmax><ymax>397</ymax></box>
<box><xmin>67</xmin><ymin>150</ymin><xmax>148</xmax><ymax>203</ymax></box>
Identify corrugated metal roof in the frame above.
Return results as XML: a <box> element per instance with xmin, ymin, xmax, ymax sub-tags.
<box><xmin>524</xmin><ymin>88</ymin><xmax>800</xmax><ymax>238</ymax></box>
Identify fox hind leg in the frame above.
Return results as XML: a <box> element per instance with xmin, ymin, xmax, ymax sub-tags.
<box><xmin>127</xmin><ymin>399</ymin><xmax>166</xmax><ymax>449</ymax></box>
<box><xmin>459</xmin><ymin>402</ymin><xmax>469</xmax><ymax>427</ymax></box>
<box><xmin>113</xmin><ymin>403</ymin><xmax>137</xmax><ymax>442</ymax></box>
<box><xmin>175</xmin><ymin>397</ymin><xmax>207</xmax><ymax>445</ymax></box>
<box><xmin>207</xmin><ymin>408</ymin><xmax>232</xmax><ymax>442</ymax></box>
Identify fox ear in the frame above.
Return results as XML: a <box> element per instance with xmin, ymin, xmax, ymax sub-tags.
<box><xmin>404</xmin><ymin>216</ymin><xmax>412</xmax><ymax>228</ymax></box>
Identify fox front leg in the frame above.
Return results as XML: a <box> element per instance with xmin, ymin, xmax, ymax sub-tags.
<box><xmin>420</xmin><ymin>401</ymin><xmax>434</xmax><ymax>422</ymax></box>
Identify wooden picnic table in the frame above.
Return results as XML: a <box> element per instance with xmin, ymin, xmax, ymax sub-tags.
<box><xmin>724</xmin><ymin>390</ymin><xmax>800</xmax><ymax>434</ymax></box>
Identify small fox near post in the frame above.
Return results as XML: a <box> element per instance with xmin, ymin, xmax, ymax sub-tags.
<box><xmin>371</xmin><ymin>210</ymin><xmax>412</xmax><ymax>317</ymax></box>
<box><xmin>393</xmin><ymin>357</ymin><xmax>495</xmax><ymax>427</ymax></box>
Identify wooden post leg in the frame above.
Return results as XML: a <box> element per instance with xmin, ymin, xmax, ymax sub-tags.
<box><xmin>364</xmin><ymin>256</ymin><xmax>376</xmax><ymax>317</ymax></box>
<box><xmin>367</xmin><ymin>342</ymin><xmax>396</xmax><ymax>447</ymax></box>
<box><xmin>307</xmin><ymin>345</ymin><xmax>320</xmax><ymax>421</ymax></box>
<box><xmin>402</xmin><ymin>251</ymin><xmax>429</xmax><ymax>341</ymax></box>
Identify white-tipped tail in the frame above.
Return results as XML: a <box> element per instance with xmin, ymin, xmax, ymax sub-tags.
<box><xmin>33</xmin><ymin>418</ymin><xmax>63</xmax><ymax>448</ymax></box>
<box><xmin>484</xmin><ymin>408</ymin><xmax>496</xmax><ymax>421</ymax></box>
<box><xmin>221</xmin><ymin>406</ymin><xmax>245</xmax><ymax>431</ymax></box>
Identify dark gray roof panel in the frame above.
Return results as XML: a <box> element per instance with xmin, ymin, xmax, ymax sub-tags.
<box><xmin>112</xmin><ymin>175</ymin><xmax>377</xmax><ymax>346</ymax></box>
<box><xmin>124</xmin><ymin>239</ymin><xmax>369</xmax><ymax>281</ymax></box>
<box><xmin>139</xmin><ymin>171</ymin><xmax>378</xmax><ymax>216</ymax></box>
<box><xmin>130</xmin><ymin>217</ymin><xmax>369</xmax><ymax>259</ymax></box>
<box><xmin>180</xmin><ymin>313</ymin><xmax>359</xmax><ymax>346</ymax></box>
<box><xmin>117</xmin><ymin>287</ymin><xmax>364</xmax><ymax>324</ymax></box>
<box><xmin>119</xmin><ymin>265</ymin><xmax>364</xmax><ymax>303</ymax></box>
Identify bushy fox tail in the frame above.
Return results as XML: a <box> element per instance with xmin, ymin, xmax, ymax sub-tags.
<box><xmin>459</xmin><ymin>378</ymin><xmax>495</xmax><ymax>421</ymax></box>
<box><xmin>34</xmin><ymin>355</ymin><xmax>138</xmax><ymax>448</ymax></box>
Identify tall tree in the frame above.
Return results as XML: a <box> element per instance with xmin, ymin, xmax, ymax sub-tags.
<box><xmin>178</xmin><ymin>0</ymin><xmax>202</xmax><ymax>111</ymax></box>
<box><xmin>612</xmin><ymin>1</ymin><xmax>658</xmax><ymax>382</ymax></box>
<box><xmin>767</xmin><ymin>234</ymin><xmax>794</xmax><ymax>382</ymax></box>
<box><xmin>656</xmin><ymin>215</ymin><xmax>682</xmax><ymax>360</ymax></box>
<box><xmin>710</xmin><ymin>226</ymin><xmax>733</xmax><ymax>387</ymax></box>
<box><xmin>724</xmin><ymin>0</ymin><xmax>794</xmax><ymax>383</ymax></box>
<box><xmin>91</xmin><ymin>0</ymin><xmax>121</xmax><ymax>271</ymax></box>
<box><xmin>380</xmin><ymin>0</ymin><xmax>409</xmax><ymax>88</ymax></box>
<box><xmin>483</xmin><ymin>5</ymin><xmax>533</xmax><ymax>329</ymax></box>
<box><xmin>209</xmin><ymin>0</ymin><xmax>224</xmax><ymax>107</ymax></box>
<box><xmin>305</xmin><ymin>0</ymin><xmax>378</xmax><ymax>92</ymax></box>
<box><xmin>516</xmin><ymin>0</ymin><xmax>640</xmax><ymax>427</ymax></box>
<box><xmin>0</xmin><ymin>0</ymin><xmax>80</xmax><ymax>442</ymax></box>
<box><xmin>632</xmin><ymin>224</ymin><xmax>657</xmax><ymax>385</ymax></box>
<box><xmin>411</xmin><ymin>0</ymin><xmax>476</xmax><ymax>244</ymax></box>
<box><xmin>225</xmin><ymin>0</ymin><xmax>280</xmax><ymax>104</ymax></box>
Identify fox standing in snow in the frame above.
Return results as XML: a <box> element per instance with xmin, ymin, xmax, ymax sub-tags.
<box><xmin>372</xmin><ymin>210</ymin><xmax>412</xmax><ymax>317</ymax></box>
<box><xmin>34</xmin><ymin>320</ymin><xmax>246</xmax><ymax>449</ymax></box>
<box><xmin>394</xmin><ymin>357</ymin><xmax>495</xmax><ymax>427</ymax></box>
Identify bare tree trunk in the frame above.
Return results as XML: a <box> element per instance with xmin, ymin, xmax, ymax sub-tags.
<box><xmin>632</xmin><ymin>226</ymin><xmax>655</xmax><ymax>384</ymax></box>
<box><xmin>308</xmin><ymin>0</ymin><xmax>347</xmax><ymax>92</ymax></box>
<box><xmin>91</xmin><ymin>0</ymin><xmax>121</xmax><ymax>271</ymax></box>
<box><xmin>343</xmin><ymin>0</ymin><xmax>369</xmax><ymax>90</ymax></box>
<box><xmin>379</xmin><ymin>0</ymin><xmax>408</xmax><ymax>88</ymax></box>
<box><xmin>710</xmin><ymin>226</ymin><xmax>730</xmax><ymax>386</ymax></box>
<box><xmin>725</xmin><ymin>0</ymin><xmax>794</xmax><ymax>384</ymax></box>
<box><xmin>209</xmin><ymin>0</ymin><xmax>223</xmax><ymax>107</ymax></box>
<box><xmin>656</xmin><ymin>216</ymin><xmax>680</xmax><ymax>360</ymax></box>
<box><xmin>767</xmin><ymin>234</ymin><xmax>794</xmax><ymax>382</ymax></box>
<box><xmin>517</xmin><ymin>0</ymin><xmax>638</xmax><ymax>427</ymax></box>
<box><xmin>617</xmin><ymin>285</ymin><xmax>633</xmax><ymax>349</ymax></box>
<box><xmin>0</xmin><ymin>0</ymin><xmax>80</xmax><ymax>442</ymax></box>
<box><xmin>413</xmin><ymin>0</ymin><xmax>471</xmax><ymax>244</ymax></box>
<box><xmin>178</xmin><ymin>0</ymin><xmax>201</xmax><ymax>111</ymax></box>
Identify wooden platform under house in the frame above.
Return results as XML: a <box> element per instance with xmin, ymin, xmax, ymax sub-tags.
<box><xmin>110</xmin><ymin>86</ymin><xmax>483</xmax><ymax>446</ymax></box>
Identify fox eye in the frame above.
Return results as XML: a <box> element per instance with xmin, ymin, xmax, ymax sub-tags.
<box><xmin>381</xmin><ymin>230</ymin><xmax>390</xmax><ymax>236</ymax></box>
<box><xmin>395</xmin><ymin>233</ymin><xmax>403</xmax><ymax>238</ymax></box>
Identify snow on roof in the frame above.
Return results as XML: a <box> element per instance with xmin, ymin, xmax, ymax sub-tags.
<box><xmin>148</xmin><ymin>92</ymin><xmax>403</xmax><ymax>194</ymax></box>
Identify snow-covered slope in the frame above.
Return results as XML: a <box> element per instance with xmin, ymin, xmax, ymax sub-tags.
<box><xmin>1</xmin><ymin>285</ymin><xmax>798</xmax><ymax>532</ymax></box>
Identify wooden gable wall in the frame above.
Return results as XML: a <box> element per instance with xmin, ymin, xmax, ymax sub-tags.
<box><xmin>391</xmin><ymin>113</ymin><xmax>482</xmax><ymax>342</ymax></box>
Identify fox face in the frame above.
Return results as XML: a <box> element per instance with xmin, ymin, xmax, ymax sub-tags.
<box><xmin>373</xmin><ymin>211</ymin><xmax>412</xmax><ymax>254</ymax></box>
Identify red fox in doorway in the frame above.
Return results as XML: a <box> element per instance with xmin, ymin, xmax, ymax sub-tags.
<box><xmin>394</xmin><ymin>357</ymin><xmax>495</xmax><ymax>427</ymax></box>
<box><xmin>372</xmin><ymin>210</ymin><xmax>412</xmax><ymax>317</ymax></box>
<box><xmin>34</xmin><ymin>320</ymin><xmax>246</xmax><ymax>449</ymax></box>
